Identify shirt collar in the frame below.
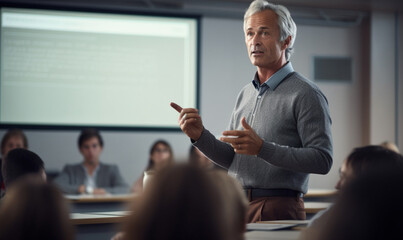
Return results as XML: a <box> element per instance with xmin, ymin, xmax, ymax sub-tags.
<box><xmin>252</xmin><ymin>62</ymin><xmax>294</xmax><ymax>91</ymax></box>
<box><xmin>82</xmin><ymin>163</ymin><xmax>100</xmax><ymax>176</ymax></box>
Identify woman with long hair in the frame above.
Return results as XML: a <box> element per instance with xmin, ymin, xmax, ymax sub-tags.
<box><xmin>131</xmin><ymin>139</ymin><xmax>173</xmax><ymax>193</ymax></box>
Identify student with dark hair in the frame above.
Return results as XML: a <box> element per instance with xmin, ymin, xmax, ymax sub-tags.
<box><xmin>301</xmin><ymin>164</ymin><xmax>403</xmax><ymax>240</ymax></box>
<box><xmin>335</xmin><ymin>145</ymin><xmax>403</xmax><ymax>190</ymax></box>
<box><xmin>0</xmin><ymin>129</ymin><xmax>28</xmax><ymax>196</ymax></box>
<box><xmin>0</xmin><ymin>176</ymin><xmax>74</xmax><ymax>240</ymax></box>
<box><xmin>1</xmin><ymin>148</ymin><xmax>46</xmax><ymax>193</ymax></box>
<box><xmin>54</xmin><ymin>128</ymin><xmax>128</xmax><ymax>195</ymax></box>
<box><xmin>114</xmin><ymin>163</ymin><xmax>248</xmax><ymax>240</ymax></box>
<box><xmin>0</xmin><ymin>129</ymin><xmax>28</xmax><ymax>158</ymax></box>
<box><xmin>131</xmin><ymin>140</ymin><xmax>174</xmax><ymax>193</ymax></box>
<box><xmin>308</xmin><ymin>145</ymin><xmax>403</xmax><ymax>227</ymax></box>
<box><xmin>77</xmin><ymin>128</ymin><xmax>104</xmax><ymax>150</ymax></box>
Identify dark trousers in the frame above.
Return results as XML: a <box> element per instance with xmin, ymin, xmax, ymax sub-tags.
<box><xmin>247</xmin><ymin>196</ymin><xmax>306</xmax><ymax>223</ymax></box>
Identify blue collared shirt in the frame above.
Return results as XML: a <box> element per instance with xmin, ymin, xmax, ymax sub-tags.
<box><xmin>252</xmin><ymin>62</ymin><xmax>295</xmax><ymax>96</ymax></box>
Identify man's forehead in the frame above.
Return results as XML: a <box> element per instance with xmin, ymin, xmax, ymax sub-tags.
<box><xmin>245</xmin><ymin>10</ymin><xmax>278</xmax><ymax>29</ymax></box>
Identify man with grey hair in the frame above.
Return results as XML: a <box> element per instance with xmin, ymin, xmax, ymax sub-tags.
<box><xmin>171</xmin><ymin>0</ymin><xmax>332</xmax><ymax>222</ymax></box>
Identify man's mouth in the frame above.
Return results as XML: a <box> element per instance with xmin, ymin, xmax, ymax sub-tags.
<box><xmin>251</xmin><ymin>50</ymin><xmax>264</xmax><ymax>55</ymax></box>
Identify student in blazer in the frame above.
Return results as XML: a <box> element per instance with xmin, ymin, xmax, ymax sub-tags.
<box><xmin>54</xmin><ymin>128</ymin><xmax>128</xmax><ymax>195</ymax></box>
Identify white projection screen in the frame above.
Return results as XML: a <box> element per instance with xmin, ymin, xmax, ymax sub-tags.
<box><xmin>0</xmin><ymin>6</ymin><xmax>199</xmax><ymax>130</ymax></box>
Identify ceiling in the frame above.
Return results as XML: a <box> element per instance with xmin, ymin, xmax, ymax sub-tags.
<box><xmin>1</xmin><ymin>0</ymin><xmax>402</xmax><ymax>27</ymax></box>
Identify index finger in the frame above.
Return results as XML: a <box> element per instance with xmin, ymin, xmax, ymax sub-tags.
<box><xmin>170</xmin><ymin>102</ymin><xmax>183</xmax><ymax>113</ymax></box>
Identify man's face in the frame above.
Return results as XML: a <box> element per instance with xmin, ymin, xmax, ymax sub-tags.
<box><xmin>335</xmin><ymin>160</ymin><xmax>354</xmax><ymax>190</ymax></box>
<box><xmin>79</xmin><ymin>137</ymin><xmax>103</xmax><ymax>164</ymax></box>
<box><xmin>2</xmin><ymin>136</ymin><xmax>25</xmax><ymax>157</ymax></box>
<box><xmin>244</xmin><ymin>9</ymin><xmax>287</xmax><ymax>69</ymax></box>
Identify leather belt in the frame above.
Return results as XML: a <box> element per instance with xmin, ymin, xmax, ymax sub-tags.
<box><xmin>244</xmin><ymin>188</ymin><xmax>303</xmax><ymax>200</ymax></box>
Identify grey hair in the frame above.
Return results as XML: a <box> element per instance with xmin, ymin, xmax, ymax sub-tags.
<box><xmin>244</xmin><ymin>0</ymin><xmax>297</xmax><ymax>60</ymax></box>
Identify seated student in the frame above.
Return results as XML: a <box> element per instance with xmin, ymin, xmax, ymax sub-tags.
<box><xmin>0</xmin><ymin>176</ymin><xmax>74</xmax><ymax>240</ymax></box>
<box><xmin>54</xmin><ymin>128</ymin><xmax>128</xmax><ymax>195</ymax></box>
<box><xmin>300</xmin><ymin>164</ymin><xmax>403</xmax><ymax>240</ymax></box>
<box><xmin>131</xmin><ymin>140</ymin><xmax>173</xmax><ymax>193</ymax></box>
<box><xmin>308</xmin><ymin>145</ymin><xmax>403</xmax><ymax>227</ymax></box>
<box><xmin>114</xmin><ymin>163</ymin><xmax>248</xmax><ymax>240</ymax></box>
<box><xmin>1</xmin><ymin>148</ymin><xmax>46</xmax><ymax>196</ymax></box>
<box><xmin>0</xmin><ymin>129</ymin><xmax>28</xmax><ymax>196</ymax></box>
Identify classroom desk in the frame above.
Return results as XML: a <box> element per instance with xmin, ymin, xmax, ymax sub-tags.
<box><xmin>69</xmin><ymin>202</ymin><xmax>327</xmax><ymax>240</ymax></box>
<box><xmin>65</xmin><ymin>194</ymin><xmax>137</xmax><ymax>213</ymax></box>
<box><xmin>70</xmin><ymin>212</ymin><xmax>129</xmax><ymax>225</ymax></box>
<box><xmin>304</xmin><ymin>202</ymin><xmax>332</xmax><ymax>214</ymax></box>
<box><xmin>67</xmin><ymin>195</ymin><xmax>329</xmax><ymax>239</ymax></box>
<box><xmin>246</xmin><ymin>230</ymin><xmax>300</xmax><ymax>240</ymax></box>
<box><xmin>72</xmin><ymin>212</ymin><xmax>306</xmax><ymax>240</ymax></box>
<box><xmin>304</xmin><ymin>189</ymin><xmax>337</xmax><ymax>202</ymax></box>
<box><xmin>246</xmin><ymin>220</ymin><xmax>307</xmax><ymax>240</ymax></box>
<box><xmin>71</xmin><ymin>211</ymin><xmax>130</xmax><ymax>240</ymax></box>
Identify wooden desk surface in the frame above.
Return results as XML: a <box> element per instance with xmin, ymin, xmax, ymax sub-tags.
<box><xmin>65</xmin><ymin>194</ymin><xmax>137</xmax><ymax>203</ymax></box>
<box><xmin>304</xmin><ymin>202</ymin><xmax>332</xmax><ymax>214</ymax></box>
<box><xmin>304</xmin><ymin>189</ymin><xmax>337</xmax><ymax>198</ymax></box>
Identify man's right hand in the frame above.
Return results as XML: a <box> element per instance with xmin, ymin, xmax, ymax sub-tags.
<box><xmin>170</xmin><ymin>102</ymin><xmax>203</xmax><ymax>141</ymax></box>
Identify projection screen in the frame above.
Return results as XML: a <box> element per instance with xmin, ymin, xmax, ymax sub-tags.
<box><xmin>0</xmin><ymin>6</ymin><xmax>199</xmax><ymax>130</ymax></box>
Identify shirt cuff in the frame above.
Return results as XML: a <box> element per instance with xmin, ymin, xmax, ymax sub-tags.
<box><xmin>192</xmin><ymin>128</ymin><xmax>212</xmax><ymax>147</ymax></box>
<box><xmin>190</xmin><ymin>128</ymin><xmax>204</xmax><ymax>144</ymax></box>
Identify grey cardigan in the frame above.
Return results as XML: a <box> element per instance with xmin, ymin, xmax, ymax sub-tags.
<box><xmin>53</xmin><ymin>162</ymin><xmax>129</xmax><ymax>194</ymax></box>
<box><xmin>194</xmin><ymin>72</ymin><xmax>333</xmax><ymax>194</ymax></box>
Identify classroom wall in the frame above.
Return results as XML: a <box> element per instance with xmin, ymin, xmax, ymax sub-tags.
<box><xmin>369</xmin><ymin>12</ymin><xmax>397</xmax><ymax>146</ymax></box>
<box><xmin>292</xmin><ymin>24</ymin><xmax>364</xmax><ymax>188</ymax></box>
<box><xmin>0</xmin><ymin>13</ymin><xmax>400</xmax><ymax>190</ymax></box>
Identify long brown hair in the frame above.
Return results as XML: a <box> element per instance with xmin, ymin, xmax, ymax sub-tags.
<box><xmin>124</xmin><ymin>164</ymin><xmax>234</xmax><ymax>240</ymax></box>
<box><xmin>0</xmin><ymin>176</ymin><xmax>74</xmax><ymax>240</ymax></box>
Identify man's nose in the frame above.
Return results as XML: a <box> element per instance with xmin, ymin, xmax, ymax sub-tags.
<box><xmin>251</xmin><ymin>34</ymin><xmax>261</xmax><ymax>45</ymax></box>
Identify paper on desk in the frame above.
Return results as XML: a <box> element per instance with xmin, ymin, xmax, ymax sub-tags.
<box><xmin>247</xmin><ymin>223</ymin><xmax>298</xmax><ymax>231</ymax></box>
<box><xmin>85</xmin><ymin>211</ymin><xmax>131</xmax><ymax>216</ymax></box>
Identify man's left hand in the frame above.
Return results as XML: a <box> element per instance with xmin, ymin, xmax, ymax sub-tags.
<box><xmin>220</xmin><ymin>117</ymin><xmax>263</xmax><ymax>155</ymax></box>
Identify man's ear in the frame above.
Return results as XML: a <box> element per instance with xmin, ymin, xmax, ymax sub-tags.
<box><xmin>281</xmin><ymin>35</ymin><xmax>291</xmax><ymax>50</ymax></box>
